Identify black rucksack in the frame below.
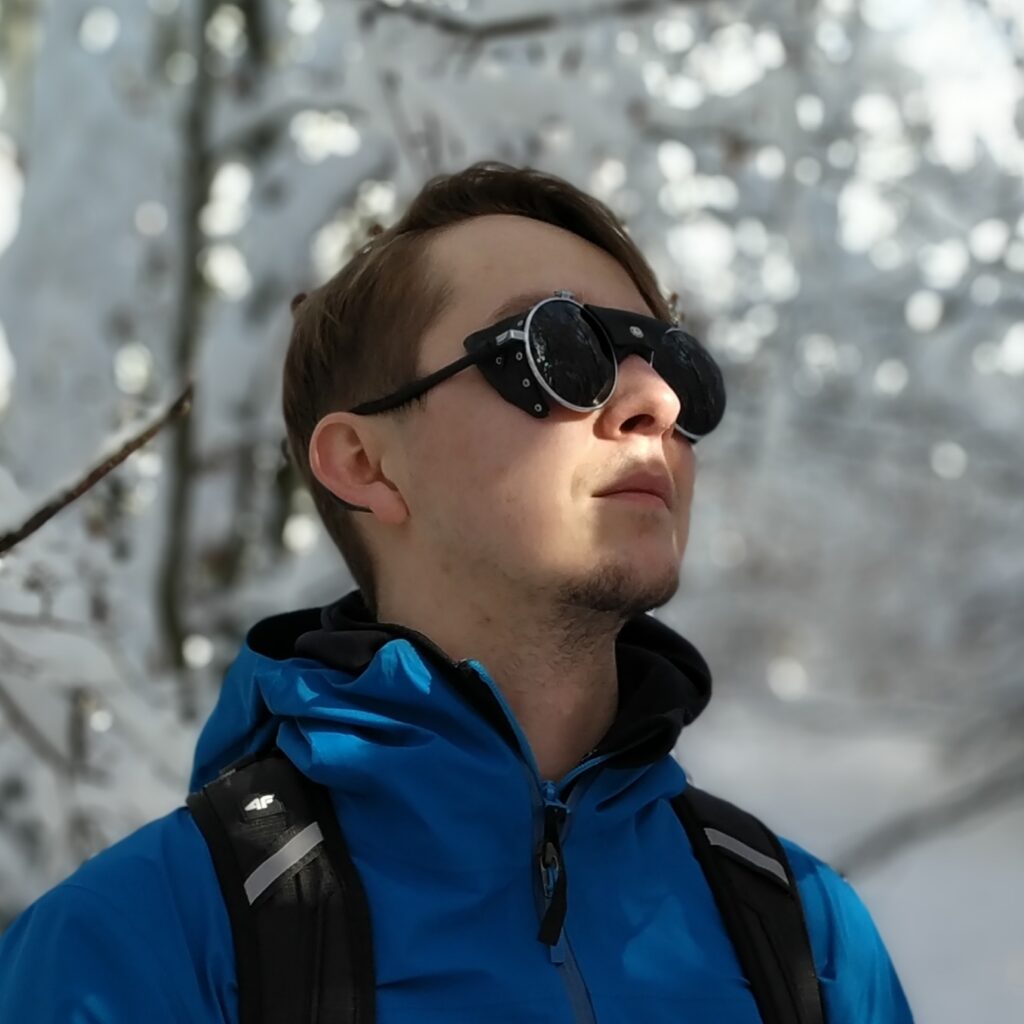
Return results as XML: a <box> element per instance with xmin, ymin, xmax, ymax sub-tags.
<box><xmin>187</xmin><ymin>746</ymin><xmax>825</xmax><ymax>1024</ymax></box>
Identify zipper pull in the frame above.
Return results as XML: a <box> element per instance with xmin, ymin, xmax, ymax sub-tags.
<box><xmin>536</xmin><ymin>794</ymin><xmax>569</xmax><ymax>948</ymax></box>
<box><xmin>538</xmin><ymin>835</ymin><xmax>567</xmax><ymax>964</ymax></box>
<box><xmin>541</xmin><ymin>780</ymin><xmax>570</xmax><ymax>815</ymax></box>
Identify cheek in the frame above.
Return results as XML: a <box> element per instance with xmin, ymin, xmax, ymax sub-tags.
<box><xmin>408</xmin><ymin>410</ymin><xmax>514</xmax><ymax>525</ymax></box>
<box><xmin>412</xmin><ymin>394</ymin><xmax>580</xmax><ymax>530</ymax></box>
<box><xmin>490</xmin><ymin>437</ymin><xmax>584</xmax><ymax>541</ymax></box>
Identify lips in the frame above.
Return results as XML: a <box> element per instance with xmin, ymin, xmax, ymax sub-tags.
<box><xmin>603</xmin><ymin>491</ymin><xmax>669</xmax><ymax>508</ymax></box>
<box><xmin>595</xmin><ymin>468</ymin><xmax>673</xmax><ymax>508</ymax></box>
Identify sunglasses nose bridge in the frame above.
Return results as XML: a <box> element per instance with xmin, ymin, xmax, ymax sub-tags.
<box><xmin>609</xmin><ymin>336</ymin><xmax>657</xmax><ymax>366</ymax></box>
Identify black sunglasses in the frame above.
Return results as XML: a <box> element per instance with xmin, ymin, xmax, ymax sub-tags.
<box><xmin>346</xmin><ymin>290</ymin><xmax>726</xmax><ymax>443</ymax></box>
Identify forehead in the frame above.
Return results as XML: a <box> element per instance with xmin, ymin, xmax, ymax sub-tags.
<box><xmin>422</xmin><ymin>215</ymin><xmax>653</xmax><ymax>350</ymax></box>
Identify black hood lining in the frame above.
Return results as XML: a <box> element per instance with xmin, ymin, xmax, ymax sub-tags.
<box><xmin>248</xmin><ymin>589</ymin><xmax>712</xmax><ymax>770</ymax></box>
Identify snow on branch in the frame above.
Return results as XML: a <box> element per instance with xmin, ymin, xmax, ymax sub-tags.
<box><xmin>365</xmin><ymin>0</ymin><xmax>691</xmax><ymax>40</ymax></box>
<box><xmin>0</xmin><ymin>383</ymin><xmax>194</xmax><ymax>557</ymax></box>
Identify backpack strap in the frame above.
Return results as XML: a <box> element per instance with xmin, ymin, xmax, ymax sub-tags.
<box><xmin>672</xmin><ymin>786</ymin><xmax>826</xmax><ymax>1024</ymax></box>
<box><xmin>186</xmin><ymin>747</ymin><xmax>376</xmax><ymax>1024</ymax></box>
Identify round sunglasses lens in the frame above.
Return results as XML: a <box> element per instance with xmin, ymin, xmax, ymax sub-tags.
<box><xmin>656</xmin><ymin>329</ymin><xmax>727</xmax><ymax>438</ymax></box>
<box><xmin>528</xmin><ymin>301</ymin><xmax>615</xmax><ymax>408</ymax></box>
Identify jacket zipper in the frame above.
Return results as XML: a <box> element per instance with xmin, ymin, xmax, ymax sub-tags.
<box><xmin>457</xmin><ymin>660</ymin><xmax>660</xmax><ymax>1024</ymax></box>
<box><xmin>458</xmin><ymin>662</ymin><xmax>598</xmax><ymax>1024</ymax></box>
<box><xmin>534</xmin><ymin>777</ymin><xmax>596</xmax><ymax>1024</ymax></box>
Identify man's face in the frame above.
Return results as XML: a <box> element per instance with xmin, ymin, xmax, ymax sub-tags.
<box><xmin>366</xmin><ymin>213</ymin><xmax>696</xmax><ymax>621</ymax></box>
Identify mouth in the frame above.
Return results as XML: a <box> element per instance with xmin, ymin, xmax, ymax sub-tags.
<box><xmin>594</xmin><ymin>466</ymin><xmax>674</xmax><ymax>509</ymax></box>
<box><xmin>599</xmin><ymin>490</ymin><xmax>670</xmax><ymax>509</ymax></box>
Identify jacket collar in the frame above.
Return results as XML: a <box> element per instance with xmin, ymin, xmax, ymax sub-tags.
<box><xmin>253</xmin><ymin>588</ymin><xmax>714</xmax><ymax>771</ymax></box>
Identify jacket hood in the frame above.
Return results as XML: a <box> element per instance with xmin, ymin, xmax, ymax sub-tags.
<box><xmin>190</xmin><ymin>588</ymin><xmax>712</xmax><ymax>793</ymax></box>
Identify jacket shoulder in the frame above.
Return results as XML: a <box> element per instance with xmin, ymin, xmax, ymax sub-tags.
<box><xmin>0</xmin><ymin>807</ymin><xmax>236</xmax><ymax>1024</ymax></box>
<box><xmin>778</xmin><ymin>836</ymin><xmax>915</xmax><ymax>1023</ymax></box>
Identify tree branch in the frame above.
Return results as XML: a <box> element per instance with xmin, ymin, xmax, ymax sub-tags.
<box><xmin>0</xmin><ymin>609</ymin><xmax>108</xmax><ymax>633</ymax></box>
<box><xmin>0</xmin><ymin>679</ymin><xmax>81</xmax><ymax>778</ymax></box>
<box><xmin>0</xmin><ymin>634</ymin><xmax>93</xmax><ymax>779</ymax></box>
<box><xmin>378</xmin><ymin>69</ymin><xmax>435</xmax><ymax>179</ymax></box>
<box><xmin>156</xmin><ymin>0</ymin><xmax>216</xmax><ymax>709</ymax></box>
<box><xmin>206</xmin><ymin>96</ymin><xmax>365</xmax><ymax>162</ymax></box>
<box><xmin>0</xmin><ymin>604</ymin><xmax>144</xmax><ymax>698</ymax></box>
<box><xmin>0</xmin><ymin>607</ymin><xmax>188</xmax><ymax>788</ymax></box>
<box><xmin>835</xmin><ymin>754</ymin><xmax>1024</xmax><ymax>878</ymax></box>
<box><xmin>0</xmin><ymin>383</ymin><xmax>194</xmax><ymax>556</ymax></box>
<box><xmin>366</xmin><ymin>0</ymin><xmax>686</xmax><ymax>40</ymax></box>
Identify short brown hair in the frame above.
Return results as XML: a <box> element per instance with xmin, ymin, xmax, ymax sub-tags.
<box><xmin>282</xmin><ymin>161</ymin><xmax>673</xmax><ymax>619</ymax></box>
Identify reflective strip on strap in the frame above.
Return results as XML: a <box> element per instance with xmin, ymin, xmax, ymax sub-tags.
<box><xmin>244</xmin><ymin>822</ymin><xmax>324</xmax><ymax>905</ymax></box>
<box><xmin>704</xmin><ymin>827</ymin><xmax>789</xmax><ymax>886</ymax></box>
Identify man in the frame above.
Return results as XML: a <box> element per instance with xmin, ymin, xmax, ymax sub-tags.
<box><xmin>0</xmin><ymin>162</ymin><xmax>913</xmax><ymax>1021</ymax></box>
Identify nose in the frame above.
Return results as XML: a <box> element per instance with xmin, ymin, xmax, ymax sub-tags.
<box><xmin>601</xmin><ymin>353</ymin><xmax>682</xmax><ymax>440</ymax></box>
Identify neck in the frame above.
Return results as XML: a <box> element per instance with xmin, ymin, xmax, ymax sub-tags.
<box><xmin>493</xmin><ymin>653</ymin><xmax>620</xmax><ymax>780</ymax></box>
<box><xmin>377</xmin><ymin>587</ymin><xmax>624</xmax><ymax>781</ymax></box>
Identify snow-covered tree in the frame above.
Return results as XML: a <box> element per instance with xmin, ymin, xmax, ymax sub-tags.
<box><xmin>1</xmin><ymin>2</ymin><xmax>1021</xmax><ymax>1018</ymax></box>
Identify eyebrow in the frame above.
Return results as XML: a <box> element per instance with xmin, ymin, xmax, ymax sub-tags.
<box><xmin>485</xmin><ymin>290</ymin><xmax>581</xmax><ymax>326</ymax></box>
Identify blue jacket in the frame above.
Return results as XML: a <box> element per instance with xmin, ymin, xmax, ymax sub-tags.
<box><xmin>0</xmin><ymin>590</ymin><xmax>913</xmax><ymax>1022</ymax></box>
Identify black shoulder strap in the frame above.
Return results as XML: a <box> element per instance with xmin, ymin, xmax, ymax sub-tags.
<box><xmin>672</xmin><ymin>786</ymin><xmax>826</xmax><ymax>1024</ymax></box>
<box><xmin>186</xmin><ymin>747</ymin><xmax>376</xmax><ymax>1024</ymax></box>
<box><xmin>187</xmin><ymin>749</ymin><xmax>822</xmax><ymax>1024</ymax></box>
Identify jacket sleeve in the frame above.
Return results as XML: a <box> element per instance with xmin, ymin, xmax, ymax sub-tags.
<box><xmin>781</xmin><ymin>837</ymin><xmax>915</xmax><ymax>1023</ymax></box>
<box><xmin>0</xmin><ymin>882</ymin><xmax>197</xmax><ymax>1022</ymax></box>
<box><xmin>0</xmin><ymin>809</ymin><xmax>237</xmax><ymax>1023</ymax></box>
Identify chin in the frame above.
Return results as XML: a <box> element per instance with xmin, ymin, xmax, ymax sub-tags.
<box><xmin>555</xmin><ymin>558</ymin><xmax>682</xmax><ymax>617</ymax></box>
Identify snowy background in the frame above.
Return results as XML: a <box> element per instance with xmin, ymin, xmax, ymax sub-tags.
<box><xmin>1</xmin><ymin>0</ymin><xmax>1022</xmax><ymax>1019</ymax></box>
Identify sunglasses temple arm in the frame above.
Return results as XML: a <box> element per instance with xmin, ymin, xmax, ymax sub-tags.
<box><xmin>351</xmin><ymin>351</ymin><xmax>485</xmax><ymax>415</ymax></box>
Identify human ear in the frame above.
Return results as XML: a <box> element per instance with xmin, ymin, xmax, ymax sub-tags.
<box><xmin>308</xmin><ymin>412</ymin><xmax>408</xmax><ymax>524</ymax></box>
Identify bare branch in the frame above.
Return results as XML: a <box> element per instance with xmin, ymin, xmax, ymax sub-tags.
<box><xmin>366</xmin><ymin>0</ymin><xmax>685</xmax><ymax>40</ymax></box>
<box><xmin>0</xmin><ymin>635</ymin><xmax>92</xmax><ymax>779</ymax></box>
<box><xmin>836</xmin><ymin>754</ymin><xmax>1024</xmax><ymax>878</ymax></box>
<box><xmin>0</xmin><ymin>383</ymin><xmax>194</xmax><ymax>557</ymax></box>
<box><xmin>0</xmin><ymin>605</ymin><xmax>145</xmax><ymax>701</ymax></box>
<box><xmin>156</xmin><ymin>0</ymin><xmax>216</xmax><ymax>707</ymax></box>
<box><xmin>378</xmin><ymin>69</ymin><xmax>434</xmax><ymax>179</ymax></box>
<box><xmin>238</xmin><ymin>0</ymin><xmax>270</xmax><ymax>68</ymax></box>
<box><xmin>0</xmin><ymin>680</ymin><xmax>80</xmax><ymax>777</ymax></box>
<box><xmin>0</xmin><ymin>609</ymin><xmax>107</xmax><ymax>633</ymax></box>
<box><xmin>0</xmin><ymin>608</ymin><xmax>188</xmax><ymax>787</ymax></box>
<box><xmin>206</xmin><ymin>96</ymin><xmax>364</xmax><ymax>162</ymax></box>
